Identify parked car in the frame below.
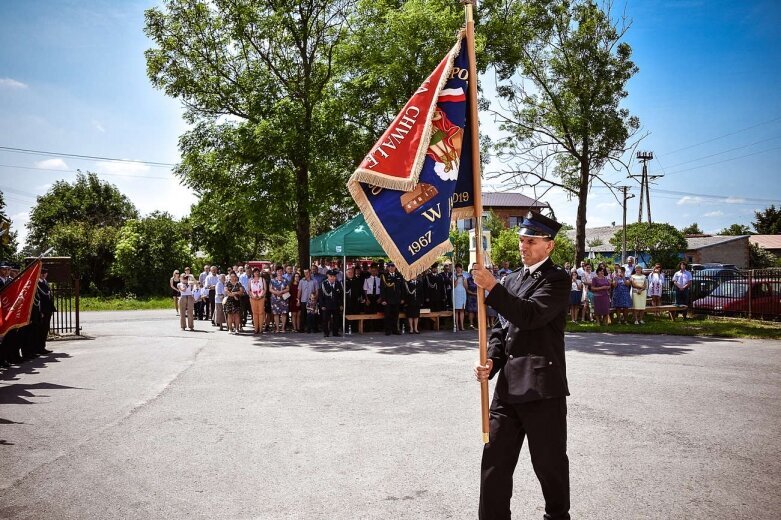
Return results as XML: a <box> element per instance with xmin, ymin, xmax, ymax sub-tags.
<box><xmin>693</xmin><ymin>267</ymin><xmax>743</xmax><ymax>283</ymax></box>
<box><xmin>692</xmin><ymin>279</ymin><xmax>781</xmax><ymax>318</ymax></box>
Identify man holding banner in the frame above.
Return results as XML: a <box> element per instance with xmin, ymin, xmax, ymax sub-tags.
<box><xmin>473</xmin><ymin>213</ymin><xmax>571</xmax><ymax>520</ymax></box>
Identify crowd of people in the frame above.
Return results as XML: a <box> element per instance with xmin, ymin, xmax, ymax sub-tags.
<box><xmin>564</xmin><ymin>256</ymin><xmax>693</xmax><ymax>325</ymax></box>
<box><xmin>0</xmin><ymin>261</ymin><xmax>57</xmax><ymax>370</ymax></box>
<box><xmin>167</xmin><ymin>259</ymin><xmax>517</xmax><ymax>337</ymax></box>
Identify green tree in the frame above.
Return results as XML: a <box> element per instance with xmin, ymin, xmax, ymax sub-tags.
<box><xmin>490</xmin><ymin>227</ymin><xmax>521</xmax><ymax>267</ymax></box>
<box><xmin>47</xmin><ymin>222</ymin><xmax>124</xmax><ymax>294</ymax></box>
<box><xmin>681</xmin><ymin>222</ymin><xmax>703</xmax><ymax>235</ymax></box>
<box><xmin>145</xmin><ymin>0</ymin><xmax>358</xmax><ymax>270</ymax></box>
<box><xmin>719</xmin><ymin>223</ymin><xmax>752</xmax><ymax>236</ymax></box>
<box><xmin>610</xmin><ymin>222</ymin><xmax>687</xmax><ymax>269</ymax></box>
<box><xmin>113</xmin><ymin>212</ymin><xmax>194</xmax><ymax>296</ymax></box>
<box><xmin>749</xmin><ymin>242</ymin><xmax>779</xmax><ymax>269</ymax></box>
<box><xmin>26</xmin><ymin>172</ymin><xmax>138</xmax><ymax>293</ymax></box>
<box><xmin>551</xmin><ymin>232</ymin><xmax>576</xmax><ymax>267</ymax></box>
<box><xmin>0</xmin><ymin>192</ymin><xmax>20</xmax><ymax>261</ymax></box>
<box><xmin>485</xmin><ymin>210</ymin><xmax>507</xmax><ymax>246</ymax></box>
<box><xmin>753</xmin><ymin>205</ymin><xmax>781</xmax><ymax>234</ymax></box>
<box><xmin>337</xmin><ymin>0</ymin><xmax>465</xmax><ymax>137</ymax></box>
<box><xmin>449</xmin><ymin>229</ymin><xmax>470</xmax><ymax>268</ymax></box>
<box><xmin>481</xmin><ymin>0</ymin><xmax>640</xmax><ymax>263</ymax></box>
<box><xmin>26</xmin><ymin>172</ymin><xmax>137</xmax><ymax>251</ymax></box>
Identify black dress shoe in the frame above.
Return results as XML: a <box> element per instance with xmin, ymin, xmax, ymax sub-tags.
<box><xmin>324</xmin><ymin>333</ymin><xmax>330</xmax><ymax>337</ymax></box>
<box><xmin>393</xmin><ymin>331</ymin><xmax>401</xmax><ymax>335</ymax></box>
<box><xmin>385</xmin><ymin>331</ymin><xmax>392</xmax><ymax>335</ymax></box>
<box><xmin>333</xmin><ymin>333</ymin><xmax>341</xmax><ymax>337</ymax></box>
<box><xmin>1</xmin><ymin>360</ymin><xmax>10</xmax><ymax>368</ymax></box>
<box><xmin>42</xmin><ymin>349</ymin><xmax>54</xmax><ymax>354</ymax></box>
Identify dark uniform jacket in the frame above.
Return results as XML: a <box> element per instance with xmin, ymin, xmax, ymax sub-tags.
<box><xmin>485</xmin><ymin>258</ymin><xmax>570</xmax><ymax>404</ymax></box>
<box><xmin>344</xmin><ymin>276</ymin><xmax>363</xmax><ymax>313</ymax></box>
<box><xmin>380</xmin><ymin>272</ymin><xmax>404</xmax><ymax>305</ymax></box>
<box><xmin>317</xmin><ymin>280</ymin><xmax>343</xmax><ymax>310</ymax></box>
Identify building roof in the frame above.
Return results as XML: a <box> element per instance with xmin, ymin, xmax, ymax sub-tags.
<box><xmin>749</xmin><ymin>234</ymin><xmax>781</xmax><ymax>250</ymax></box>
<box><xmin>565</xmin><ymin>227</ymin><xmax>751</xmax><ymax>254</ymax></box>
<box><xmin>685</xmin><ymin>235</ymin><xmax>748</xmax><ymax>251</ymax></box>
<box><xmin>482</xmin><ymin>192</ymin><xmax>550</xmax><ymax>208</ymax></box>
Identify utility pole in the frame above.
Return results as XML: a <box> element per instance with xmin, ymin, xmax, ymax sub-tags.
<box><xmin>630</xmin><ymin>151</ymin><xmax>662</xmax><ymax>223</ymax></box>
<box><xmin>618</xmin><ymin>186</ymin><xmax>635</xmax><ymax>264</ymax></box>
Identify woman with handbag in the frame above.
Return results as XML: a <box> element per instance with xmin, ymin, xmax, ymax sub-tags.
<box><xmin>224</xmin><ymin>272</ymin><xmax>244</xmax><ymax>334</ymax></box>
<box><xmin>249</xmin><ymin>268</ymin><xmax>267</xmax><ymax>334</ymax></box>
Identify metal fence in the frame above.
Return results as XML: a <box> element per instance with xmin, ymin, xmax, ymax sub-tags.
<box><xmin>656</xmin><ymin>268</ymin><xmax>781</xmax><ymax>320</ymax></box>
<box><xmin>49</xmin><ymin>281</ymin><xmax>81</xmax><ymax>335</ymax></box>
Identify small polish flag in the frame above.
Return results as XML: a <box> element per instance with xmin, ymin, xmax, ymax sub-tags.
<box><xmin>438</xmin><ymin>87</ymin><xmax>466</xmax><ymax>103</ymax></box>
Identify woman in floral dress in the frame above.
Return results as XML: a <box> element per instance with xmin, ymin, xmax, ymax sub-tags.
<box><xmin>269</xmin><ymin>266</ymin><xmax>290</xmax><ymax>333</ymax></box>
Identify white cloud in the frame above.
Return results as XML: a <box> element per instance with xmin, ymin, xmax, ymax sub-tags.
<box><xmin>596</xmin><ymin>202</ymin><xmax>619</xmax><ymax>209</ymax></box>
<box><xmin>34</xmin><ymin>158</ymin><xmax>69</xmax><ymax>170</ymax></box>
<box><xmin>92</xmin><ymin>119</ymin><xmax>106</xmax><ymax>133</ymax></box>
<box><xmin>724</xmin><ymin>197</ymin><xmax>746</xmax><ymax>204</ymax></box>
<box><xmin>11</xmin><ymin>211</ymin><xmax>30</xmax><ymax>224</ymax></box>
<box><xmin>703</xmin><ymin>210</ymin><xmax>724</xmax><ymax>217</ymax></box>
<box><xmin>0</xmin><ymin>78</ymin><xmax>28</xmax><ymax>89</ymax></box>
<box><xmin>676</xmin><ymin>196</ymin><xmax>704</xmax><ymax>206</ymax></box>
<box><xmin>94</xmin><ymin>160</ymin><xmax>151</xmax><ymax>176</ymax></box>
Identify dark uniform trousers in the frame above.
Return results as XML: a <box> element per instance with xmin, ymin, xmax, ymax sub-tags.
<box><xmin>321</xmin><ymin>308</ymin><xmax>340</xmax><ymax>336</ymax></box>
<box><xmin>480</xmin><ymin>396</ymin><xmax>570</xmax><ymax>520</ymax></box>
<box><xmin>207</xmin><ymin>289</ymin><xmax>216</xmax><ymax>320</ymax></box>
<box><xmin>383</xmin><ymin>303</ymin><xmax>400</xmax><ymax>333</ymax></box>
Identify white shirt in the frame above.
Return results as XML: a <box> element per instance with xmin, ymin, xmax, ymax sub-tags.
<box><xmin>178</xmin><ymin>282</ymin><xmax>193</xmax><ymax>296</ymax></box>
<box><xmin>205</xmin><ymin>273</ymin><xmax>219</xmax><ymax>290</ymax></box>
<box><xmin>193</xmin><ymin>288</ymin><xmax>202</xmax><ymax>300</ymax></box>
<box><xmin>672</xmin><ymin>270</ymin><xmax>692</xmax><ymax>289</ymax></box>
<box><xmin>199</xmin><ymin>271</ymin><xmax>209</xmax><ymax>285</ymax></box>
<box><xmin>216</xmin><ymin>280</ymin><xmax>225</xmax><ymax>297</ymax></box>
<box><xmin>524</xmin><ymin>256</ymin><xmax>550</xmax><ymax>276</ymax></box>
<box><xmin>363</xmin><ymin>275</ymin><xmax>381</xmax><ymax>295</ymax></box>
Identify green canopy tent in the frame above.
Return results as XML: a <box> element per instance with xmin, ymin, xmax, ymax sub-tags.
<box><xmin>309</xmin><ymin>214</ymin><xmax>386</xmax><ymax>258</ymax></box>
<box><xmin>310</xmin><ymin>214</ymin><xmax>387</xmax><ymax>334</ymax></box>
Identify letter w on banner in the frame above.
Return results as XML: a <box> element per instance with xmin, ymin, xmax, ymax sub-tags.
<box><xmin>347</xmin><ymin>34</ymin><xmax>475</xmax><ymax>280</ymax></box>
<box><xmin>0</xmin><ymin>259</ymin><xmax>42</xmax><ymax>338</ymax></box>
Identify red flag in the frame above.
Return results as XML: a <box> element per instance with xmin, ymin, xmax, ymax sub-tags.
<box><xmin>349</xmin><ymin>37</ymin><xmax>464</xmax><ymax>192</ymax></box>
<box><xmin>0</xmin><ymin>259</ymin><xmax>42</xmax><ymax>338</ymax></box>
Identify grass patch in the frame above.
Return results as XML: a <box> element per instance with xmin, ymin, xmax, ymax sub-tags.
<box><xmin>80</xmin><ymin>295</ymin><xmax>173</xmax><ymax>311</ymax></box>
<box><xmin>566</xmin><ymin>314</ymin><xmax>781</xmax><ymax>340</ymax></box>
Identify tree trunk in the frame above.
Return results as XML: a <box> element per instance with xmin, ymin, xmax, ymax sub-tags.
<box><xmin>574</xmin><ymin>159</ymin><xmax>589</xmax><ymax>264</ymax></box>
<box><xmin>295</xmin><ymin>161</ymin><xmax>311</xmax><ymax>270</ymax></box>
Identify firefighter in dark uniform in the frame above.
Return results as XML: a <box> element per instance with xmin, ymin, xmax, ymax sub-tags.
<box><xmin>424</xmin><ymin>263</ymin><xmax>444</xmax><ymax>311</ymax></box>
<box><xmin>343</xmin><ymin>266</ymin><xmax>363</xmax><ymax>333</ymax></box>
<box><xmin>473</xmin><ymin>212</ymin><xmax>571</xmax><ymax>520</ymax></box>
<box><xmin>380</xmin><ymin>262</ymin><xmax>403</xmax><ymax>335</ymax></box>
<box><xmin>318</xmin><ymin>270</ymin><xmax>344</xmax><ymax>337</ymax></box>
<box><xmin>442</xmin><ymin>262</ymin><xmax>453</xmax><ymax>310</ymax></box>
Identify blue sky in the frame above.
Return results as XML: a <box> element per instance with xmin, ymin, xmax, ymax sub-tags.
<box><xmin>1</xmin><ymin>0</ymin><xmax>780</xmax><ymax>250</ymax></box>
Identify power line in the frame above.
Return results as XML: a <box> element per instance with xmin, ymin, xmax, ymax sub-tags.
<box><xmin>663</xmin><ymin>115</ymin><xmax>781</xmax><ymax>156</ymax></box>
<box><xmin>653</xmin><ymin>146</ymin><xmax>781</xmax><ymax>176</ymax></box>
<box><xmin>0</xmin><ymin>163</ymin><xmax>173</xmax><ymax>180</ymax></box>
<box><xmin>649</xmin><ymin>137</ymin><xmax>781</xmax><ymax>174</ymax></box>
<box><xmin>0</xmin><ymin>145</ymin><xmax>177</xmax><ymax>168</ymax></box>
<box><xmin>653</xmin><ymin>188</ymin><xmax>778</xmax><ymax>203</ymax></box>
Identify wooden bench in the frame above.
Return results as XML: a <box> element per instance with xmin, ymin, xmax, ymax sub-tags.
<box><xmin>609</xmin><ymin>304</ymin><xmax>688</xmax><ymax>322</ymax></box>
<box><xmin>345</xmin><ymin>310</ymin><xmax>454</xmax><ymax>334</ymax></box>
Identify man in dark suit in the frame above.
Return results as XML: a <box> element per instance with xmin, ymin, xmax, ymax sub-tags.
<box><xmin>473</xmin><ymin>212</ymin><xmax>571</xmax><ymax>520</ymax></box>
<box><xmin>318</xmin><ymin>270</ymin><xmax>344</xmax><ymax>337</ymax></box>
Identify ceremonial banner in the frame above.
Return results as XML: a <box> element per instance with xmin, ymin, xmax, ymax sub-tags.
<box><xmin>348</xmin><ymin>35</ymin><xmax>474</xmax><ymax>279</ymax></box>
<box><xmin>0</xmin><ymin>259</ymin><xmax>42</xmax><ymax>338</ymax></box>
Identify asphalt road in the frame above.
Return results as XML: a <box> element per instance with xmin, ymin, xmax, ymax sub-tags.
<box><xmin>1</xmin><ymin>310</ymin><xmax>779</xmax><ymax>519</ymax></box>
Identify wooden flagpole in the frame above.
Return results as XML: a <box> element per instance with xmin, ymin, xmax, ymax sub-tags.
<box><xmin>462</xmin><ymin>0</ymin><xmax>490</xmax><ymax>444</ymax></box>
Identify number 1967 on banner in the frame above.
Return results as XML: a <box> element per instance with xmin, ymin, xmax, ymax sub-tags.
<box><xmin>407</xmin><ymin>230</ymin><xmax>433</xmax><ymax>256</ymax></box>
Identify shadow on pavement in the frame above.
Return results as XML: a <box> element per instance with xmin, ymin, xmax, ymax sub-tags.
<box><xmin>1</xmin><ymin>352</ymin><xmax>73</xmax><ymax>381</ymax></box>
<box><xmin>565</xmin><ymin>333</ymin><xmax>739</xmax><ymax>357</ymax></box>
<box><xmin>0</xmin><ymin>381</ymin><xmax>92</xmax><ymax>405</ymax></box>
<box><xmin>252</xmin><ymin>331</ymin><xmax>478</xmax><ymax>355</ymax></box>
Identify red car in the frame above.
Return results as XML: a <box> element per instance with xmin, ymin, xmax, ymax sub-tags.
<box><xmin>692</xmin><ymin>279</ymin><xmax>781</xmax><ymax>318</ymax></box>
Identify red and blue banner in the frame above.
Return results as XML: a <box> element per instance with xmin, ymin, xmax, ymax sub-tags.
<box><xmin>348</xmin><ymin>34</ymin><xmax>476</xmax><ymax>280</ymax></box>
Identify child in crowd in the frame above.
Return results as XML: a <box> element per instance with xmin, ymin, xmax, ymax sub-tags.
<box><xmin>306</xmin><ymin>293</ymin><xmax>319</xmax><ymax>333</ymax></box>
<box><xmin>193</xmin><ymin>283</ymin><xmax>204</xmax><ymax>320</ymax></box>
